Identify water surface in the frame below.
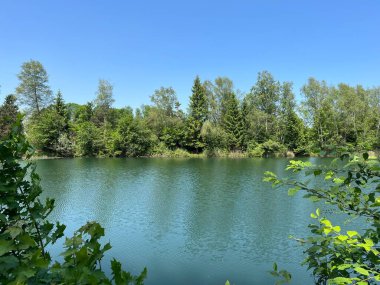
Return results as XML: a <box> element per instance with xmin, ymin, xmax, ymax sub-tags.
<box><xmin>37</xmin><ymin>157</ymin><xmax>329</xmax><ymax>284</ymax></box>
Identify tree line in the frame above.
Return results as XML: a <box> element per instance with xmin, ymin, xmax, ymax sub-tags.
<box><xmin>1</xmin><ymin>60</ymin><xmax>379</xmax><ymax>157</ymax></box>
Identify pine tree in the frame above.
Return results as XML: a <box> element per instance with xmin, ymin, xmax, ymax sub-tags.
<box><xmin>185</xmin><ymin>76</ymin><xmax>208</xmax><ymax>152</ymax></box>
<box><xmin>222</xmin><ymin>93</ymin><xmax>244</xmax><ymax>150</ymax></box>
<box><xmin>0</xmin><ymin>94</ymin><xmax>19</xmax><ymax>138</ymax></box>
<box><xmin>55</xmin><ymin>90</ymin><xmax>67</xmax><ymax>118</ymax></box>
<box><xmin>54</xmin><ymin>90</ymin><xmax>69</xmax><ymax>132</ymax></box>
<box><xmin>189</xmin><ymin>76</ymin><xmax>208</xmax><ymax>122</ymax></box>
<box><xmin>278</xmin><ymin>82</ymin><xmax>303</xmax><ymax>150</ymax></box>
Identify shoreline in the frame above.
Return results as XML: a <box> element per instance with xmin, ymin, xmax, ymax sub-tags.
<box><xmin>30</xmin><ymin>151</ymin><xmax>379</xmax><ymax>160</ymax></box>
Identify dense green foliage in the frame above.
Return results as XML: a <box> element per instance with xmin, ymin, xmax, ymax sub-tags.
<box><xmin>1</xmin><ymin>60</ymin><xmax>380</xmax><ymax>157</ymax></box>
<box><xmin>0</xmin><ymin>119</ymin><xmax>147</xmax><ymax>284</ymax></box>
<box><xmin>0</xmin><ymin>94</ymin><xmax>19</xmax><ymax>139</ymax></box>
<box><xmin>265</xmin><ymin>154</ymin><xmax>380</xmax><ymax>284</ymax></box>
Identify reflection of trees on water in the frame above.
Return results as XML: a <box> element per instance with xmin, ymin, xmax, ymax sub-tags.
<box><xmin>145</xmin><ymin>159</ymin><xmax>185</xmax><ymax>241</ymax></box>
<box><xmin>183</xmin><ymin>159</ymin><xmax>244</xmax><ymax>261</ymax></box>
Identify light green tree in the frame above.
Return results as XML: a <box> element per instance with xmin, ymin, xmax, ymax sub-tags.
<box><xmin>300</xmin><ymin>78</ymin><xmax>337</xmax><ymax>150</ymax></box>
<box><xmin>93</xmin><ymin>79</ymin><xmax>115</xmax><ymax>125</ymax></box>
<box><xmin>245</xmin><ymin>71</ymin><xmax>280</xmax><ymax>143</ymax></box>
<box><xmin>15</xmin><ymin>60</ymin><xmax>53</xmax><ymax>114</ymax></box>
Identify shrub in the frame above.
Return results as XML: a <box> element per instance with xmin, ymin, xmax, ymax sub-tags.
<box><xmin>0</xmin><ymin>119</ymin><xmax>147</xmax><ymax>284</ymax></box>
<box><xmin>264</xmin><ymin>154</ymin><xmax>380</xmax><ymax>284</ymax></box>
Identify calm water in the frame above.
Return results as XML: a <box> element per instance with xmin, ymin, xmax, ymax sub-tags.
<box><xmin>36</xmin><ymin>157</ymin><xmax>329</xmax><ymax>285</ymax></box>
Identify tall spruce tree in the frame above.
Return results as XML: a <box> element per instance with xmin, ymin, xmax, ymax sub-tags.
<box><xmin>185</xmin><ymin>76</ymin><xmax>208</xmax><ymax>152</ymax></box>
<box><xmin>222</xmin><ymin>93</ymin><xmax>244</xmax><ymax>150</ymax></box>
<box><xmin>0</xmin><ymin>94</ymin><xmax>19</xmax><ymax>138</ymax></box>
<box><xmin>278</xmin><ymin>82</ymin><xmax>303</xmax><ymax>150</ymax></box>
<box><xmin>55</xmin><ymin>90</ymin><xmax>67</xmax><ymax>118</ymax></box>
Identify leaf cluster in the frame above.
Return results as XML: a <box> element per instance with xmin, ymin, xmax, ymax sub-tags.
<box><xmin>264</xmin><ymin>153</ymin><xmax>380</xmax><ymax>284</ymax></box>
<box><xmin>0</xmin><ymin>119</ymin><xmax>147</xmax><ymax>284</ymax></box>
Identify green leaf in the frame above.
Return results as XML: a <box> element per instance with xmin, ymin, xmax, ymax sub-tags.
<box><xmin>363</xmin><ymin>153</ymin><xmax>369</xmax><ymax>160</ymax></box>
<box><xmin>321</xmin><ymin>219</ymin><xmax>332</xmax><ymax>227</ymax></box>
<box><xmin>288</xmin><ymin>186</ymin><xmax>301</xmax><ymax>196</ymax></box>
<box><xmin>323</xmin><ymin>228</ymin><xmax>332</xmax><ymax>235</ymax></box>
<box><xmin>0</xmin><ymin>240</ymin><xmax>14</xmax><ymax>256</ymax></box>
<box><xmin>325</xmin><ymin>170</ymin><xmax>334</xmax><ymax>180</ymax></box>
<box><xmin>332</xmin><ymin>226</ymin><xmax>341</xmax><ymax>232</ymax></box>
<box><xmin>225</xmin><ymin>281</ymin><xmax>231</xmax><ymax>285</ymax></box>
<box><xmin>316</xmin><ymin>208</ymin><xmax>320</xmax><ymax>217</ymax></box>
<box><xmin>354</xmin><ymin>267</ymin><xmax>369</xmax><ymax>276</ymax></box>
<box><xmin>330</xmin><ymin>277</ymin><xmax>353</xmax><ymax>284</ymax></box>
<box><xmin>337</xmin><ymin>235</ymin><xmax>348</xmax><ymax>241</ymax></box>
<box><xmin>5</xmin><ymin>226</ymin><xmax>23</xmax><ymax>239</ymax></box>
<box><xmin>347</xmin><ymin>231</ymin><xmax>358</xmax><ymax>238</ymax></box>
<box><xmin>336</xmin><ymin>264</ymin><xmax>351</xmax><ymax>270</ymax></box>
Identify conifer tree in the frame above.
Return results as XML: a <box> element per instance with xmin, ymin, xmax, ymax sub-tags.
<box><xmin>278</xmin><ymin>82</ymin><xmax>303</xmax><ymax>150</ymax></box>
<box><xmin>0</xmin><ymin>94</ymin><xmax>19</xmax><ymax>138</ymax></box>
<box><xmin>185</xmin><ymin>76</ymin><xmax>208</xmax><ymax>152</ymax></box>
<box><xmin>222</xmin><ymin>93</ymin><xmax>244</xmax><ymax>150</ymax></box>
<box><xmin>55</xmin><ymin>90</ymin><xmax>67</xmax><ymax>117</ymax></box>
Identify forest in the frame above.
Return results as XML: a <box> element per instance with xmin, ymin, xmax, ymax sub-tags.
<box><xmin>1</xmin><ymin>59</ymin><xmax>380</xmax><ymax>158</ymax></box>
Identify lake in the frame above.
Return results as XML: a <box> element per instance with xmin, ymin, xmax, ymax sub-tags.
<box><xmin>36</xmin><ymin>157</ymin><xmax>329</xmax><ymax>285</ymax></box>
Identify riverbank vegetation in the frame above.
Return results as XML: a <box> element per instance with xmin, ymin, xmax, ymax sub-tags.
<box><xmin>1</xmin><ymin>59</ymin><xmax>380</xmax><ymax>158</ymax></box>
<box><xmin>0</xmin><ymin>120</ymin><xmax>147</xmax><ymax>284</ymax></box>
<box><xmin>2</xmin><ymin>119</ymin><xmax>378</xmax><ymax>284</ymax></box>
<box><xmin>265</xmin><ymin>154</ymin><xmax>380</xmax><ymax>284</ymax></box>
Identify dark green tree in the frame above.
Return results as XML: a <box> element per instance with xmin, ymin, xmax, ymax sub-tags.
<box><xmin>15</xmin><ymin>60</ymin><xmax>53</xmax><ymax>114</ymax></box>
<box><xmin>25</xmin><ymin>91</ymin><xmax>73</xmax><ymax>156</ymax></box>
<box><xmin>185</xmin><ymin>76</ymin><xmax>208</xmax><ymax>152</ymax></box>
<box><xmin>278</xmin><ymin>82</ymin><xmax>304</xmax><ymax>150</ymax></box>
<box><xmin>74</xmin><ymin>121</ymin><xmax>101</xmax><ymax>156</ymax></box>
<box><xmin>55</xmin><ymin>90</ymin><xmax>67</xmax><ymax>118</ymax></box>
<box><xmin>114</xmin><ymin>112</ymin><xmax>154</xmax><ymax>157</ymax></box>
<box><xmin>0</xmin><ymin>94</ymin><xmax>19</xmax><ymax>138</ymax></box>
<box><xmin>221</xmin><ymin>92</ymin><xmax>244</xmax><ymax>150</ymax></box>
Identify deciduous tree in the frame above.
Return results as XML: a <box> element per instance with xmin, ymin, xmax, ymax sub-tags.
<box><xmin>15</xmin><ymin>60</ymin><xmax>52</xmax><ymax>114</ymax></box>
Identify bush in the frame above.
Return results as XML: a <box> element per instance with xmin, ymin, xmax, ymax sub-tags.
<box><xmin>264</xmin><ymin>154</ymin><xmax>380</xmax><ymax>284</ymax></box>
<box><xmin>0</xmin><ymin>120</ymin><xmax>147</xmax><ymax>284</ymax></box>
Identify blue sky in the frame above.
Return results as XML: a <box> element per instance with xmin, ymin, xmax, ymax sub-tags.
<box><xmin>1</xmin><ymin>0</ymin><xmax>379</xmax><ymax>109</ymax></box>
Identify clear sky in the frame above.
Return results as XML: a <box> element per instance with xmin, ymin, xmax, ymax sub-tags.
<box><xmin>1</xmin><ymin>0</ymin><xmax>379</xmax><ymax>109</ymax></box>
